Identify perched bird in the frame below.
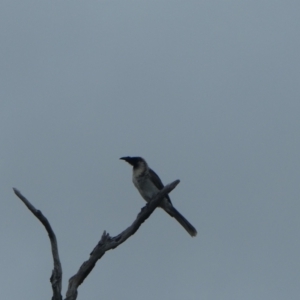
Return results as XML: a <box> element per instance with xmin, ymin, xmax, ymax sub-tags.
<box><xmin>120</xmin><ymin>156</ymin><xmax>197</xmax><ymax>237</ymax></box>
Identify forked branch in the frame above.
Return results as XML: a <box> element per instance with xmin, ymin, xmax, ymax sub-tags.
<box><xmin>13</xmin><ymin>179</ymin><xmax>180</xmax><ymax>300</ymax></box>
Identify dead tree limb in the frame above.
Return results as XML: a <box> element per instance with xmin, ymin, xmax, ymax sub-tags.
<box><xmin>65</xmin><ymin>179</ymin><xmax>180</xmax><ymax>300</ymax></box>
<box><xmin>13</xmin><ymin>179</ymin><xmax>180</xmax><ymax>300</ymax></box>
<box><xmin>13</xmin><ymin>188</ymin><xmax>63</xmax><ymax>300</ymax></box>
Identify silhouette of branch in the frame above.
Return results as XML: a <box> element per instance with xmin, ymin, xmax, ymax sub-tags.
<box><xmin>13</xmin><ymin>188</ymin><xmax>62</xmax><ymax>300</ymax></box>
<box><xmin>65</xmin><ymin>179</ymin><xmax>180</xmax><ymax>300</ymax></box>
<box><xmin>13</xmin><ymin>179</ymin><xmax>180</xmax><ymax>300</ymax></box>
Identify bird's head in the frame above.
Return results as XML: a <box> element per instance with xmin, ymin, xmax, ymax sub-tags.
<box><xmin>120</xmin><ymin>156</ymin><xmax>147</xmax><ymax>169</ymax></box>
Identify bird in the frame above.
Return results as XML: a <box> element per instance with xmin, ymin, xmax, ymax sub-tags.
<box><xmin>120</xmin><ymin>156</ymin><xmax>197</xmax><ymax>237</ymax></box>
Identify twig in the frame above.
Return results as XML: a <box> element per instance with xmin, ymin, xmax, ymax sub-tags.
<box><xmin>13</xmin><ymin>188</ymin><xmax>63</xmax><ymax>300</ymax></box>
<box><xmin>65</xmin><ymin>179</ymin><xmax>180</xmax><ymax>300</ymax></box>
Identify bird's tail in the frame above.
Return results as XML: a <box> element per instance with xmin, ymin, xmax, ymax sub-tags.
<box><xmin>166</xmin><ymin>206</ymin><xmax>197</xmax><ymax>237</ymax></box>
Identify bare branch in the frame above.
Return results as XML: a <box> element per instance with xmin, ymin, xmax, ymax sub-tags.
<box><xmin>65</xmin><ymin>179</ymin><xmax>180</xmax><ymax>300</ymax></box>
<box><xmin>13</xmin><ymin>188</ymin><xmax>63</xmax><ymax>300</ymax></box>
<box><xmin>13</xmin><ymin>179</ymin><xmax>180</xmax><ymax>300</ymax></box>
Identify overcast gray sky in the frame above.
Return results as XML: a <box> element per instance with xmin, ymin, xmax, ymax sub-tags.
<box><xmin>1</xmin><ymin>1</ymin><xmax>300</xmax><ymax>299</ymax></box>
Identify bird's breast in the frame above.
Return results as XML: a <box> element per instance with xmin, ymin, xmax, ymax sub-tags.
<box><xmin>132</xmin><ymin>175</ymin><xmax>159</xmax><ymax>202</ymax></box>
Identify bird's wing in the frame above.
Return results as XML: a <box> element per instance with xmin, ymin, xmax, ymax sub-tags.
<box><xmin>149</xmin><ymin>168</ymin><xmax>172</xmax><ymax>203</ymax></box>
<box><xmin>149</xmin><ymin>168</ymin><xmax>164</xmax><ymax>189</ymax></box>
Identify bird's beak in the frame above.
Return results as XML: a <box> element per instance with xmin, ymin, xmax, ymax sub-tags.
<box><xmin>120</xmin><ymin>156</ymin><xmax>131</xmax><ymax>162</ymax></box>
<box><xmin>120</xmin><ymin>156</ymin><xmax>130</xmax><ymax>161</ymax></box>
<box><xmin>120</xmin><ymin>156</ymin><xmax>134</xmax><ymax>166</ymax></box>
